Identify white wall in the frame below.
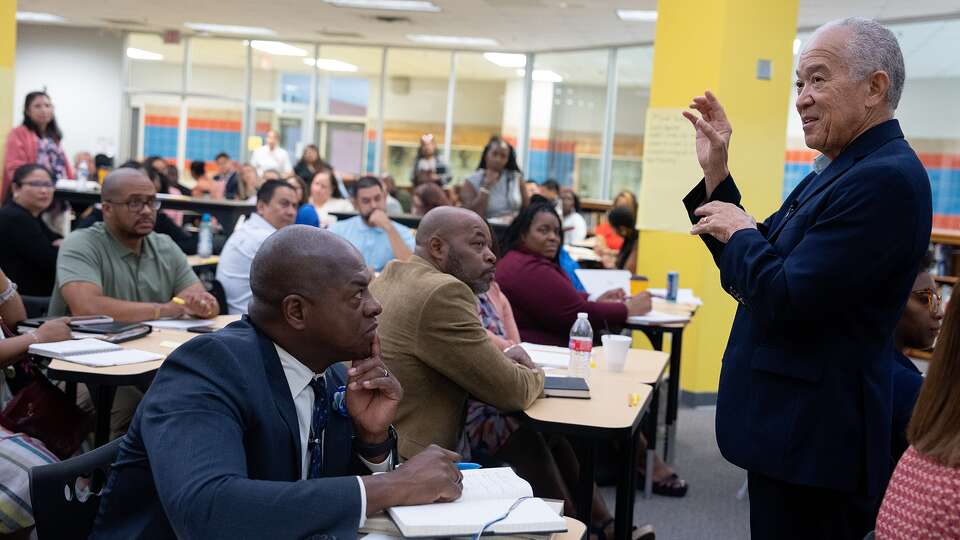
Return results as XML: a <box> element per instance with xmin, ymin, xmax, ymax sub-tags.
<box><xmin>14</xmin><ymin>24</ymin><xmax>123</xmax><ymax>159</ymax></box>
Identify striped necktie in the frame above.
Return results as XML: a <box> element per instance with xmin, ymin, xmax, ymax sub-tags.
<box><xmin>306</xmin><ymin>375</ymin><xmax>328</xmax><ymax>479</ymax></box>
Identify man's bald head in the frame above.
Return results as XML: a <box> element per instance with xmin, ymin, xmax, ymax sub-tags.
<box><xmin>415</xmin><ymin>206</ymin><xmax>484</xmax><ymax>250</ymax></box>
<box><xmin>101</xmin><ymin>168</ymin><xmax>153</xmax><ymax>202</ymax></box>
<box><xmin>415</xmin><ymin>207</ymin><xmax>497</xmax><ymax>294</ymax></box>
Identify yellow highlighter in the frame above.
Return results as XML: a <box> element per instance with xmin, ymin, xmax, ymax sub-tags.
<box><xmin>171</xmin><ymin>297</ymin><xmax>186</xmax><ymax>305</ymax></box>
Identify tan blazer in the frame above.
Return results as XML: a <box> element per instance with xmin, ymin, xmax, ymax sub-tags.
<box><xmin>370</xmin><ymin>255</ymin><xmax>544</xmax><ymax>459</ymax></box>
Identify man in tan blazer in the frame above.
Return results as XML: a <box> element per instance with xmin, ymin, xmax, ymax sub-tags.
<box><xmin>370</xmin><ymin>207</ymin><xmax>544</xmax><ymax>459</ymax></box>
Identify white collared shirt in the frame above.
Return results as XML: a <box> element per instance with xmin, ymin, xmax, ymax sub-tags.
<box><xmin>274</xmin><ymin>343</ymin><xmax>392</xmax><ymax>528</ymax></box>
<box><xmin>216</xmin><ymin>213</ymin><xmax>277</xmax><ymax>314</ymax></box>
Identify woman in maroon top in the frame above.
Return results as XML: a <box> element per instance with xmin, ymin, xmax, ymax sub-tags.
<box><xmin>495</xmin><ymin>202</ymin><xmax>652</xmax><ymax>347</ymax></box>
<box><xmin>876</xmin><ymin>292</ymin><xmax>960</xmax><ymax>539</ymax></box>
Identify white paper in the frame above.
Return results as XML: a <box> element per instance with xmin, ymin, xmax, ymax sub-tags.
<box><xmin>144</xmin><ymin>319</ymin><xmax>213</xmax><ymax>330</ymax></box>
<box><xmin>460</xmin><ymin>467</ymin><xmax>534</xmax><ymax>501</ymax></box>
<box><xmin>575</xmin><ymin>269</ymin><xmax>631</xmax><ymax>300</ymax></box>
<box><xmin>565</xmin><ymin>246</ymin><xmax>601</xmax><ymax>263</ymax></box>
<box><xmin>59</xmin><ymin>349</ymin><xmax>162</xmax><ymax>367</ymax></box>
<box><xmin>520</xmin><ymin>343</ymin><xmax>570</xmax><ymax>369</ymax></box>
<box><xmin>29</xmin><ymin>338</ymin><xmax>120</xmax><ymax>358</ymax></box>
<box><xmin>647</xmin><ymin>288</ymin><xmax>702</xmax><ymax>305</ymax></box>
<box><xmin>627</xmin><ymin>310</ymin><xmax>691</xmax><ymax>325</ymax></box>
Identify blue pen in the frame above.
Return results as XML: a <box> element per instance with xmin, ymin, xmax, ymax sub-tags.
<box><xmin>457</xmin><ymin>462</ymin><xmax>482</xmax><ymax>470</ymax></box>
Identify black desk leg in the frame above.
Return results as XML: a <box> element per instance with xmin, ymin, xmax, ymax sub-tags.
<box><xmin>642</xmin><ymin>385</ymin><xmax>660</xmax><ymax>499</ymax></box>
<box><xmin>90</xmin><ymin>385</ymin><xmax>117</xmax><ymax>448</ymax></box>
<box><xmin>665</xmin><ymin>330</ymin><xmax>683</xmax><ymax>464</ymax></box>
<box><xmin>572</xmin><ymin>438</ymin><xmax>595</xmax><ymax>527</ymax></box>
<box><xmin>614</xmin><ymin>427</ymin><xmax>640</xmax><ymax>540</ymax></box>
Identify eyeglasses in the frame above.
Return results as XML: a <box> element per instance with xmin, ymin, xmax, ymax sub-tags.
<box><xmin>19</xmin><ymin>181</ymin><xmax>54</xmax><ymax>190</ymax></box>
<box><xmin>912</xmin><ymin>288</ymin><xmax>943</xmax><ymax>315</ymax></box>
<box><xmin>105</xmin><ymin>198</ymin><xmax>161</xmax><ymax>212</ymax></box>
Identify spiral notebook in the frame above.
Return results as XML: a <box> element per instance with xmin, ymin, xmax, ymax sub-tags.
<box><xmin>28</xmin><ymin>339</ymin><xmax>162</xmax><ymax>367</ymax></box>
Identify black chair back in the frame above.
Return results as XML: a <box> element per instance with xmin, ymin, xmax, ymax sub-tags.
<box><xmin>19</xmin><ymin>295</ymin><xmax>50</xmax><ymax>318</ymax></box>
<box><xmin>30</xmin><ymin>438</ymin><xmax>122</xmax><ymax>539</ymax></box>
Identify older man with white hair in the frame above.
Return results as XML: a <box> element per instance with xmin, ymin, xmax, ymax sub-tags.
<box><xmin>681</xmin><ymin>18</ymin><xmax>931</xmax><ymax>540</ymax></box>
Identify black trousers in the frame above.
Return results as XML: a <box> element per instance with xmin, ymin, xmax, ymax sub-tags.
<box><xmin>747</xmin><ymin>471</ymin><xmax>878</xmax><ymax>540</ymax></box>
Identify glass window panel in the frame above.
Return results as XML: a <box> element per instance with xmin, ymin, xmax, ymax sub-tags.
<box><xmin>185</xmin><ymin>97</ymin><xmax>244</xmax><ymax>169</ymax></box>
<box><xmin>189</xmin><ymin>37</ymin><xmax>246</xmax><ymax>100</ymax></box>
<box><xmin>611</xmin><ymin>46</ymin><xmax>653</xmax><ymax>201</ymax></box>
<box><xmin>531</xmin><ymin>49</ymin><xmax>609</xmax><ymax>198</ymax></box>
<box><xmin>128</xmin><ymin>33</ymin><xmax>184</xmax><ymax>93</ymax></box>
<box><xmin>250</xmin><ymin>40</ymin><xmax>314</xmax><ymax>159</ymax></box>
<box><xmin>131</xmin><ymin>94</ymin><xmax>181</xmax><ymax>161</ymax></box>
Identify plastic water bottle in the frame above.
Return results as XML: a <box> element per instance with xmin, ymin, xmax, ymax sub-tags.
<box><xmin>568</xmin><ymin>312</ymin><xmax>593</xmax><ymax>379</ymax></box>
<box><xmin>197</xmin><ymin>213</ymin><xmax>213</xmax><ymax>258</ymax></box>
<box><xmin>76</xmin><ymin>160</ymin><xmax>89</xmax><ymax>191</ymax></box>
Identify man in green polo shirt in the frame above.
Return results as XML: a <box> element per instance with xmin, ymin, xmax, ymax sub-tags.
<box><xmin>49</xmin><ymin>168</ymin><xmax>218</xmax><ymax>320</ymax></box>
<box><xmin>49</xmin><ymin>167</ymin><xmax>219</xmax><ymax>439</ymax></box>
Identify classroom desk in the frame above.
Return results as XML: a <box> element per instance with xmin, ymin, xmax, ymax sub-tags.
<box><xmin>54</xmin><ymin>188</ymin><xmax>255</xmax><ymax>235</ymax></box>
<box><xmin>623</xmin><ymin>299</ymin><xmax>697</xmax><ymax>465</ymax></box>
<box><xmin>523</xmin><ymin>348</ymin><xmax>668</xmax><ymax>540</ymax></box>
<box><xmin>361</xmin><ymin>514</ymin><xmax>586</xmax><ymax>540</ymax></box>
<box><xmin>44</xmin><ymin>315</ymin><xmax>240</xmax><ymax>447</ymax></box>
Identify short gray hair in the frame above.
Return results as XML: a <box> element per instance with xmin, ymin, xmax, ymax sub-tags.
<box><xmin>809</xmin><ymin>17</ymin><xmax>906</xmax><ymax>109</ymax></box>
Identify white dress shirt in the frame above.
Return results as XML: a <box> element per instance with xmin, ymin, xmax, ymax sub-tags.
<box><xmin>250</xmin><ymin>145</ymin><xmax>293</xmax><ymax>176</ymax></box>
<box><xmin>274</xmin><ymin>344</ymin><xmax>392</xmax><ymax>528</ymax></box>
<box><xmin>563</xmin><ymin>212</ymin><xmax>588</xmax><ymax>244</ymax></box>
<box><xmin>216</xmin><ymin>213</ymin><xmax>277</xmax><ymax>314</ymax></box>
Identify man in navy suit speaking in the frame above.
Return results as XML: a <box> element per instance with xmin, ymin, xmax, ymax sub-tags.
<box><xmin>681</xmin><ymin>18</ymin><xmax>931</xmax><ymax>540</ymax></box>
<box><xmin>92</xmin><ymin>226</ymin><xmax>464</xmax><ymax>539</ymax></box>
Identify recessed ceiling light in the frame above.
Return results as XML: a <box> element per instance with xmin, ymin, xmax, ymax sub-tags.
<box><xmin>484</xmin><ymin>52</ymin><xmax>527</xmax><ymax>68</ymax></box>
<box><xmin>303</xmin><ymin>58</ymin><xmax>360</xmax><ymax>72</ymax></box>
<box><xmin>616</xmin><ymin>9</ymin><xmax>657</xmax><ymax>22</ymax></box>
<box><xmin>407</xmin><ymin>34</ymin><xmax>499</xmax><ymax>47</ymax></box>
<box><xmin>16</xmin><ymin>11</ymin><xmax>66</xmax><ymax>23</ymax></box>
<box><xmin>126</xmin><ymin>47</ymin><xmax>164</xmax><ymax>61</ymax></box>
<box><xmin>517</xmin><ymin>69</ymin><xmax>564</xmax><ymax>83</ymax></box>
<box><xmin>250</xmin><ymin>41</ymin><xmax>308</xmax><ymax>56</ymax></box>
<box><xmin>184</xmin><ymin>22</ymin><xmax>276</xmax><ymax>36</ymax></box>
<box><xmin>324</xmin><ymin>0</ymin><xmax>440</xmax><ymax>12</ymax></box>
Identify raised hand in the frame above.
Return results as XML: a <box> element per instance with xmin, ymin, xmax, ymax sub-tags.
<box><xmin>682</xmin><ymin>90</ymin><xmax>733</xmax><ymax>196</ymax></box>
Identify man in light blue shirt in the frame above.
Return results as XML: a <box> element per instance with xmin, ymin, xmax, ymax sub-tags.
<box><xmin>216</xmin><ymin>180</ymin><xmax>298</xmax><ymax>313</ymax></box>
<box><xmin>330</xmin><ymin>176</ymin><xmax>414</xmax><ymax>272</ymax></box>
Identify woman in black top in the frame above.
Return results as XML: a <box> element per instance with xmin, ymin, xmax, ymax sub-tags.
<box><xmin>0</xmin><ymin>164</ymin><xmax>61</xmax><ymax>295</ymax></box>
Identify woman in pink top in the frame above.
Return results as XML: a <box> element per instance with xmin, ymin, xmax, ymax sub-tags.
<box><xmin>876</xmin><ymin>293</ymin><xmax>960</xmax><ymax>539</ymax></box>
<box><xmin>3</xmin><ymin>91</ymin><xmax>74</xmax><ymax>199</ymax></box>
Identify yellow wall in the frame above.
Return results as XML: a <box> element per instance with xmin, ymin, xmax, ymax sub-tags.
<box><xmin>637</xmin><ymin>0</ymin><xmax>799</xmax><ymax>394</ymax></box>
<box><xmin>0</xmin><ymin>0</ymin><xmax>16</xmax><ymax>171</ymax></box>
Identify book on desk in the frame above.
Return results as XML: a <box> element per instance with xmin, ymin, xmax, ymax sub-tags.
<box><xmin>27</xmin><ymin>338</ymin><xmax>162</xmax><ymax>367</ymax></box>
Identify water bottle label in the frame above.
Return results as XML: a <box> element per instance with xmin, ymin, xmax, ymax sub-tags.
<box><xmin>569</xmin><ymin>338</ymin><xmax>592</xmax><ymax>353</ymax></box>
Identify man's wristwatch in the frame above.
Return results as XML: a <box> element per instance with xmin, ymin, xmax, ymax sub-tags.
<box><xmin>355</xmin><ymin>425</ymin><xmax>398</xmax><ymax>459</ymax></box>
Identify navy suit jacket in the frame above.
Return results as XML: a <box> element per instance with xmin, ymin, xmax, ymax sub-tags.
<box><xmin>92</xmin><ymin>318</ymin><xmax>369</xmax><ymax>540</ymax></box>
<box><xmin>683</xmin><ymin>120</ymin><xmax>931</xmax><ymax>496</ymax></box>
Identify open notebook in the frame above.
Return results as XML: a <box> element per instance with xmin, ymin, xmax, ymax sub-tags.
<box><xmin>387</xmin><ymin>468</ymin><xmax>567</xmax><ymax>538</ymax></box>
<box><xmin>28</xmin><ymin>339</ymin><xmax>162</xmax><ymax>367</ymax></box>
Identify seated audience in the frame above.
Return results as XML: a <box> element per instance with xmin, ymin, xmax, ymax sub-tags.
<box><xmin>890</xmin><ymin>255</ymin><xmax>943</xmax><ymax>460</ymax></box>
<box><xmin>217</xmin><ymin>180</ymin><xmax>298</xmax><ymax>314</ymax></box>
<box><xmin>876</xmin><ymin>291</ymin><xmax>960</xmax><ymax>539</ymax></box>
<box><xmin>496</xmin><ymin>202</ymin><xmax>651</xmax><ymax>346</ymax></box>
<box><xmin>214</xmin><ymin>152</ymin><xmax>238</xmax><ymax>192</ymax></box>
<box><xmin>381</xmin><ymin>175</ymin><xmax>407</xmax><ymax>215</ymax></box>
<box><xmin>0</xmin><ymin>269</ymin><xmax>73</xmax><ymax>535</ymax></box>
<box><xmin>608</xmin><ymin>206</ymin><xmax>639</xmax><ymax>273</ymax></box>
<box><xmin>91</xmin><ymin>226</ymin><xmax>463</xmax><ymax>539</ymax></box>
<box><xmin>595</xmin><ymin>190</ymin><xmax>637</xmax><ymax>263</ymax></box>
<box><xmin>293</xmin><ymin>144</ymin><xmax>327</xmax><ymax>184</ymax></box>
<box><xmin>262</xmin><ymin>169</ymin><xmax>282</xmax><ymax>182</ymax></box>
<box><xmin>330</xmin><ymin>176</ymin><xmax>414</xmax><ymax>272</ymax></box>
<box><xmin>190</xmin><ymin>161</ymin><xmax>220</xmax><ymax>199</ymax></box>
<box><xmin>460</xmin><ymin>136</ymin><xmax>529</xmax><ymax>223</ymax></box>
<box><xmin>561</xmin><ymin>188</ymin><xmax>587</xmax><ymax>245</ymax></box>
<box><xmin>411</xmin><ymin>134</ymin><xmax>448</xmax><ymax>186</ymax></box>
<box><xmin>370</xmin><ymin>207</ymin><xmax>543</xmax><ymax>459</ymax></box>
<box><xmin>250</xmin><ymin>130</ymin><xmax>292</xmax><ymax>176</ymax></box>
<box><xmin>228</xmin><ymin>163</ymin><xmax>260</xmax><ymax>202</ymax></box>
<box><xmin>296</xmin><ymin>165</ymin><xmax>355</xmax><ymax>228</ymax></box>
<box><xmin>539</xmin><ymin>179</ymin><xmax>563</xmax><ymax>216</ymax></box>
<box><xmin>3</xmin><ymin>91</ymin><xmax>74</xmax><ymax>199</ymax></box>
<box><xmin>286</xmin><ymin>174</ymin><xmax>308</xmax><ymax>207</ymax></box>
<box><xmin>525</xmin><ymin>180</ymin><xmax>540</xmax><ymax>199</ymax></box>
<box><xmin>412</xmin><ymin>182</ymin><xmax>450</xmax><ymax>217</ymax></box>
<box><xmin>49</xmin><ymin>167</ymin><xmax>218</xmax><ymax>322</ymax></box>
<box><xmin>0</xmin><ymin>164</ymin><xmax>61</xmax><ymax>296</ymax></box>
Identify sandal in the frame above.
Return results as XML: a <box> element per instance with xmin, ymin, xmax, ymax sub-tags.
<box><xmin>589</xmin><ymin>519</ymin><xmax>656</xmax><ymax>540</ymax></box>
<box><xmin>637</xmin><ymin>472</ymin><xmax>689</xmax><ymax>497</ymax></box>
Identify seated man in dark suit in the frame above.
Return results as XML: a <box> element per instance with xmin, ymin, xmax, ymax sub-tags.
<box><xmin>92</xmin><ymin>226</ymin><xmax>463</xmax><ymax>539</ymax></box>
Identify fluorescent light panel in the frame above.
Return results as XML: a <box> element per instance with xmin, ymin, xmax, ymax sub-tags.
<box><xmin>517</xmin><ymin>69</ymin><xmax>563</xmax><ymax>83</ymax></box>
<box><xmin>250</xmin><ymin>40</ymin><xmax>308</xmax><ymax>56</ymax></box>
<box><xmin>616</xmin><ymin>9</ymin><xmax>657</xmax><ymax>22</ymax></box>
<box><xmin>407</xmin><ymin>34</ymin><xmax>499</xmax><ymax>47</ymax></box>
<box><xmin>303</xmin><ymin>58</ymin><xmax>359</xmax><ymax>72</ymax></box>
<box><xmin>324</xmin><ymin>0</ymin><xmax>440</xmax><ymax>11</ymax></box>
<box><xmin>126</xmin><ymin>47</ymin><xmax>164</xmax><ymax>61</ymax></box>
<box><xmin>483</xmin><ymin>52</ymin><xmax>527</xmax><ymax>68</ymax></box>
<box><xmin>184</xmin><ymin>22</ymin><xmax>276</xmax><ymax>36</ymax></box>
<box><xmin>16</xmin><ymin>11</ymin><xmax>65</xmax><ymax>23</ymax></box>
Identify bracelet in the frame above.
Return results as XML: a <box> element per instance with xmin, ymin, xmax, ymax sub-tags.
<box><xmin>153</xmin><ymin>303</ymin><xmax>161</xmax><ymax>320</ymax></box>
<box><xmin>0</xmin><ymin>280</ymin><xmax>17</xmax><ymax>305</ymax></box>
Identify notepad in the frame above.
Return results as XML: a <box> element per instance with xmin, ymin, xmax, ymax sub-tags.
<box><xmin>28</xmin><ymin>339</ymin><xmax>162</xmax><ymax>367</ymax></box>
<box><xmin>387</xmin><ymin>468</ymin><xmax>566</xmax><ymax>538</ymax></box>
<box><xmin>519</xmin><ymin>343</ymin><xmax>570</xmax><ymax>369</ymax></box>
<box><xmin>575</xmin><ymin>269</ymin><xmax>631</xmax><ymax>300</ymax></box>
<box><xmin>627</xmin><ymin>311</ymin><xmax>691</xmax><ymax>325</ymax></box>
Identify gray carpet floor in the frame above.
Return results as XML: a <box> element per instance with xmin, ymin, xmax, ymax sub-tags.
<box><xmin>599</xmin><ymin>405</ymin><xmax>751</xmax><ymax>540</ymax></box>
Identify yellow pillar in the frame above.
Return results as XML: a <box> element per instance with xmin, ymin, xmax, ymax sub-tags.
<box><xmin>0</xmin><ymin>0</ymin><xmax>15</xmax><ymax>171</ymax></box>
<box><xmin>636</xmin><ymin>0</ymin><xmax>799</xmax><ymax>400</ymax></box>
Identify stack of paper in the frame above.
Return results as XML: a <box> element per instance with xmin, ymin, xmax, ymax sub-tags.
<box><xmin>627</xmin><ymin>311</ymin><xmax>691</xmax><ymax>325</ymax></box>
<box><xmin>519</xmin><ymin>343</ymin><xmax>570</xmax><ymax>369</ymax></box>
<box><xmin>28</xmin><ymin>339</ymin><xmax>162</xmax><ymax>367</ymax></box>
